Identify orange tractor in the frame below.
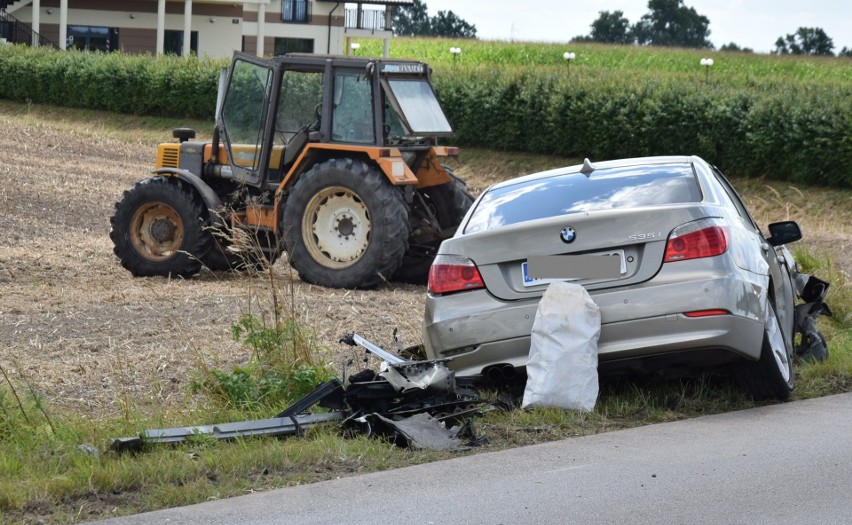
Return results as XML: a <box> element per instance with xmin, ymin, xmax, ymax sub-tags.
<box><xmin>110</xmin><ymin>52</ymin><xmax>472</xmax><ymax>288</ymax></box>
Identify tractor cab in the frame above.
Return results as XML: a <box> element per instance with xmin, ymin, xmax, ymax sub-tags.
<box><xmin>214</xmin><ymin>52</ymin><xmax>455</xmax><ymax>190</ymax></box>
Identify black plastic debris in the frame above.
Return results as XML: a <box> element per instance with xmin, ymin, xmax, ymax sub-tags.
<box><xmin>355</xmin><ymin>413</ymin><xmax>463</xmax><ymax>450</ymax></box>
<box><xmin>793</xmin><ymin>275</ymin><xmax>832</xmax><ymax>363</ymax></box>
<box><xmin>110</xmin><ymin>333</ymin><xmax>487</xmax><ymax>453</ymax></box>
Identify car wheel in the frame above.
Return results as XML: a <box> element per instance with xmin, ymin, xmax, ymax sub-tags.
<box><xmin>734</xmin><ymin>300</ymin><xmax>795</xmax><ymax>400</ymax></box>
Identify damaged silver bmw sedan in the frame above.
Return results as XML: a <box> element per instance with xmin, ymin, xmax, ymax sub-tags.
<box><xmin>423</xmin><ymin>156</ymin><xmax>804</xmax><ymax>399</ymax></box>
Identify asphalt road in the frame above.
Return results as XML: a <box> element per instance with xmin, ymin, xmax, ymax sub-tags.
<box><xmin>97</xmin><ymin>393</ymin><xmax>852</xmax><ymax>525</ymax></box>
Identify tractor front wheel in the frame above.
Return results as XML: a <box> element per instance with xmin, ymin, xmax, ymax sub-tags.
<box><xmin>283</xmin><ymin>159</ymin><xmax>409</xmax><ymax>289</ymax></box>
<box><xmin>110</xmin><ymin>177</ymin><xmax>211</xmax><ymax>277</ymax></box>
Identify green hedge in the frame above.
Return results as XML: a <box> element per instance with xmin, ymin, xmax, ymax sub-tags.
<box><xmin>0</xmin><ymin>45</ymin><xmax>849</xmax><ymax>186</ymax></box>
<box><xmin>0</xmin><ymin>45</ymin><xmax>222</xmax><ymax>118</ymax></box>
<box><xmin>434</xmin><ymin>67</ymin><xmax>852</xmax><ymax>186</ymax></box>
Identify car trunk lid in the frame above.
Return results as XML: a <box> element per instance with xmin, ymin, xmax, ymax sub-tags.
<box><xmin>442</xmin><ymin>206</ymin><xmax>707</xmax><ymax>301</ymax></box>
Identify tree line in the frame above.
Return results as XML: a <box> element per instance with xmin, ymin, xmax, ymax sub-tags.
<box><xmin>392</xmin><ymin>0</ymin><xmax>850</xmax><ymax>57</ymax></box>
<box><xmin>576</xmin><ymin>0</ymin><xmax>848</xmax><ymax>56</ymax></box>
<box><xmin>392</xmin><ymin>0</ymin><xmax>476</xmax><ymax>39</ymax></box>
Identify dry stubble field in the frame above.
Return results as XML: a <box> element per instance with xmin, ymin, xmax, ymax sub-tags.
<box><xmin>0</xmin><ymin>102</ymin><xmax>849</xmax><ymax>421</ymax></box>
<box><xmin>0</xmin><ymin>106</ymin><xmax>435</xmax><ymax>418</ymax></box>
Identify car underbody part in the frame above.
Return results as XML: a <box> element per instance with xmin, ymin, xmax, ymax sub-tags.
<box><xmin>111</xmin><ymin>334</ymin><xmax>488</xmax><ymax>453</ymax></box>
<box><xmin>793</xmin><ymin>275</ymin><xmax>832</xmax><ymax>362</ymax></box>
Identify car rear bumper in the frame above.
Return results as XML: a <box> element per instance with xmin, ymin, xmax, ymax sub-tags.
<box><xmin>423</xmin><ymin>277</ymin><xmax>766</xmax><ymax>378</ymax></box>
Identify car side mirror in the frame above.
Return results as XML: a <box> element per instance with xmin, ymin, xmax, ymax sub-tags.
<box><xmin>767</xmin><ymin>221</ymin><xmax>802</xmax><ymax>246</ymax></box>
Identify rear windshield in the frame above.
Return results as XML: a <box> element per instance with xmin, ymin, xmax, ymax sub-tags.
<box><xmin>384</xmin><ymin>79</ymin><xmax>453</xmax><ymax>135</ymax></box>
<box><xmin>465</xmin><ymin>165</ymin><xmax>702</xmax><ymax>233</ymax></box>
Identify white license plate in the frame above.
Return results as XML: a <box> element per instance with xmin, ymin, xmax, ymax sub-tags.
<box><xmin>522</xmin><ymin>250</ymin><xmax>626</xmax><ymax>287</ymax></box>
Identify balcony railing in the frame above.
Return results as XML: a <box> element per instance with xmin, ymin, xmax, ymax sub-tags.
<box><xmin>281</xmin><ymin>0</ymin><xmax>311</xmax><ymax>24</ymax></box>
<box><xmin>344</xmin><ymin>8</ymin><xmax>389</xmax><ymax>32</ymax></box>
<box><xmin>0</xmin><ymin>9</ymin><xmax>60</xmax><ymax>49</ymax></box>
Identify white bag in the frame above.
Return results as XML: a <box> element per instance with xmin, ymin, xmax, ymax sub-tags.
<box><xmin>522</xmin><ymin>282</ymin><xmax>601</xmax><ymax>412</ymax></box>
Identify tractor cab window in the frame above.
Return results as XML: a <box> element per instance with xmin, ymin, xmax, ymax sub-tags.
<box><xmin>276</xmin><ymin>70</ymin><xmax>324</xmax><ymax>145</ymax></box>
<box><xmin>383</xmin><ymin>102</ymin><xmax>408</xmax><ymax>144</ymax></box>
<box><xmin>222</xmin><ymin>59</ymin><xmax>274</xmax><ymax>172</ymax></box>
<box><xmin>270</xmin><ymin>70</ymin><xmax>324</xmax><ymax>182</ymax></box>
<box><xmin>331</xmin><ymin>72</ymin><xmax>375</xmax><ymax>144</ymax></box>
<box><xmin>382</xmin><ymin>78</ymin><xmax>452</xmax><ymax>137</ymax></box>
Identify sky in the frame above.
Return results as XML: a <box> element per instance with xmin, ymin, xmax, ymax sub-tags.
<box><xmin>417</xmin><ymin>0</ymin><xmax>851</xmax><ymax>53</ymax></box>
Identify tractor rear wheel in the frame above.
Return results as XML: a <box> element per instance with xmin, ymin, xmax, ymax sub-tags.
<box><xmin>283</xmin><ymin>159</ymin><xmax>409</xmax><ymax>289</ymax></box>
<box><xmin>110</xmin><ymin>177</ymin><xmax>211</xmax><ymax>277</ymax></box>
<box><xmin>393</xmin><ymin>174</ymin><xmax>474</xmax><ymax>284</ymax></box>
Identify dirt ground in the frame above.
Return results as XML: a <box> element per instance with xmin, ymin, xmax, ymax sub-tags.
<box><xmin>0</xmin><ymin>110</ymin><xmax>429</xmax><ymax>418</ymax></box>
<box><xmin>1</xmin><ymin>106</ymin><xmax>849</xmax><ymax>421</ymax></box>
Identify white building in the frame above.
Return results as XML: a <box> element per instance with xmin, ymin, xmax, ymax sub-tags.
<box><xmin>0</xmin><ymin>0</ymin><xmax>411</xmax><ymax>57</ymax></box>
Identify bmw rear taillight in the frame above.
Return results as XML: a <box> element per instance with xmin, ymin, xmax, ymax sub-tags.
<box><xmin>664</xmin><ymin>218</ymin><xmax>728</xmax><ymax>263</ymax></box>
<box><xmin>428</xmin><ymin>255</ymin><xmax>485</xmax><ymax>294</ymax></box>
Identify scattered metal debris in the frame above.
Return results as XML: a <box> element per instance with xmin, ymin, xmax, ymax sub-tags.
<box><xmin>111</xmin><ymin>333</ymin><xmax>488</xmax><ymax>453</ymax></box>
<box><xmin>111</xmin><ymin>412</ymin><xmax>343</xmax><ymax>453</ymax></box>
<box><xmin>77</xmin><ymin>443</ymin><xmax>100</xmax><ymax>458</ymax></box>
<box><xmin>793</xmin><ymin>275</ymin><xmax>832</xmax><ymax>362</ymax></box>
<box><xmin>357</xmin><ymin>413</ymin><xmax>462</xmax><ymax>450</ymax></box>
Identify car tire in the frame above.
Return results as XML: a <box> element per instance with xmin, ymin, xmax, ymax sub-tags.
<box><xmin>110</xmin><ymin>177</ymin><xmax>211</xmax><ymax>277</ymax></box>
<box><xmin>282</xmin><ymin>158</ymin><xmax>409</xmax><ymax>289</ymax></box>
<box><xmin>734</xmin><ymin>300</ymin><xmax>795</xmax><ymax>400</ymax></box>
<box><xmin>392</xmin><ymin>171</ymin><xmax>474</xmax><ymax>284</ymax></box>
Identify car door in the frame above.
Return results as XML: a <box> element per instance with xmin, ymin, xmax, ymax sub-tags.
<box><xmin>710</xmin><ymin>167</ymin><xmax>796</xmax><ymax>344</ymax></box>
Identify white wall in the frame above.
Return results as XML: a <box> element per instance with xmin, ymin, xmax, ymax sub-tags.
<box><xmin>19</xmin><ymin>7</ymin><xmax>243</xmax><ymax>57</ymax></box>
<box><xmin>243</xmin><ymin>1</ymin><xmax>346</xmax><ymax>55</ymax></box>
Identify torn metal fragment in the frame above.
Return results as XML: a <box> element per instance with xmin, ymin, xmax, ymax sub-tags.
<box><xmin>340</xmin><ymin>333</ymin><xmax>409</xmax><ymax>365</ymax></box>
<box><xmin>379</xmin><ymin>360</ymin><xmax>455</xmax><ymax>394</ymax></box>
<box><xmin>360</xmin><ymin>412</ymin><xmax>463</xmax><ymax>450</ymax></box>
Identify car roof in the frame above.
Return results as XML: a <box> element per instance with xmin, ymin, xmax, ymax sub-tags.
<box><xmin>487</xmin><ymin>155</ymin><xmax>697</xmax><ymax>192</ymax></box>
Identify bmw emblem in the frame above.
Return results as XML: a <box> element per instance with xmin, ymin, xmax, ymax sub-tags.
<box><xmin>560</xmin><ymin>226</ymin><xmax>576</xmax><ymax>243</ymax></box>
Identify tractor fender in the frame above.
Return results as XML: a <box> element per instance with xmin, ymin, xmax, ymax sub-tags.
<box><xmin>280</xmin><ymin>145</ymin><xmax>419</xmax><ymax>190</ymax></box>
<box><xmin>152</xmin><ymin>168</ymin><xmax>225</xmax><ymax>227</ymax></box>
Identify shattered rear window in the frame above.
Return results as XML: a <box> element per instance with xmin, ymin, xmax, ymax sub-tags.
<box><xmin>465</xmin><ymin>164</ymin><xmax>702</xmax><ymax>233</ymax></box>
